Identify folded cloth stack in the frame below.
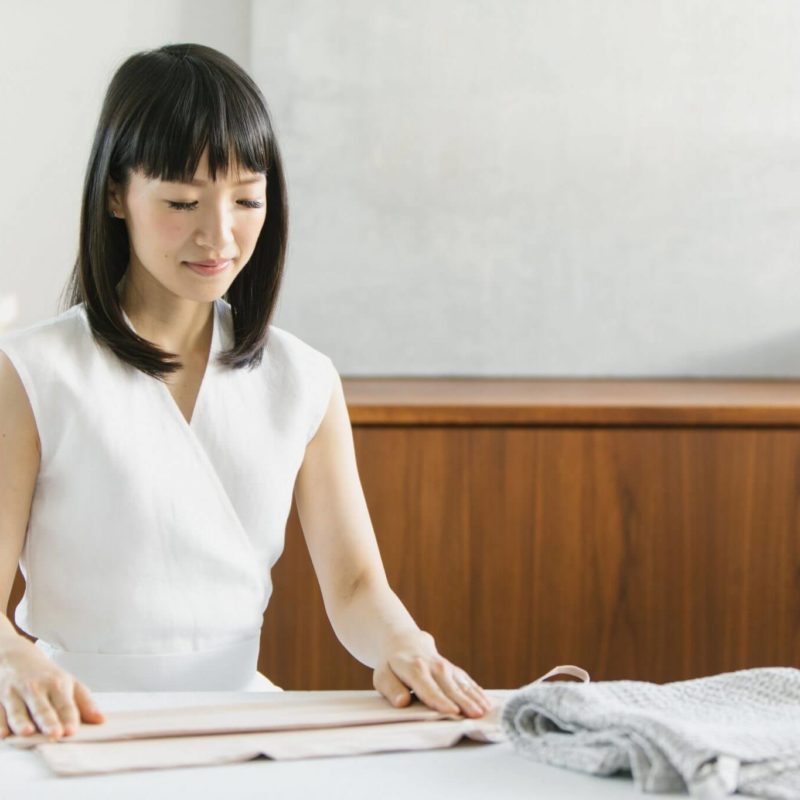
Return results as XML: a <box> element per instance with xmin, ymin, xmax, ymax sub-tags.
<box><xmin>500</xmin><ymin>666</ymin><xmax>800</xmax><ymax>799</ymax></box>
<box><xmin>4</xmin><ymin>692</ymin><xmax>510</xmax><ymax>776</ymax></box>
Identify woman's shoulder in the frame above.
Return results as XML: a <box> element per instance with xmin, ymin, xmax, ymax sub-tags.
<box><xmin>0</xmin><ymin>303</ymin><xmax>86</xmax><ymax>354</ymax></box>
<box><xmin>265</xmin><ymin>323</ymin><xmax>331</xmax><ymax>364</ymax></box>
<box><xmin>263</xmin><ymin>326</ymin><xmax>335</xmax><ymax>399</ymax></box>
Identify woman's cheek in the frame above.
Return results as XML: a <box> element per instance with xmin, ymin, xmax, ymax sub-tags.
<box><xmin>242</xmin><ymin>224</ymin><xmax>264</xmax><ymax>260</ymax></box>
<box><xmin>245</xmin><ymin>213</ymin><xmax>267</xmax><ymax>246</ymax></box>
<box><xmin>157</xmin><ymin>216</ymin><xmax>190</xmax><ymax>244</ymax></box>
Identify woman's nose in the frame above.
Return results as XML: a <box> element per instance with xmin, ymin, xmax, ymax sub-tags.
<box><xmin>195</xmin><ymin>209</ymin><xmax>236</xmax><ymax>252</ymax></box>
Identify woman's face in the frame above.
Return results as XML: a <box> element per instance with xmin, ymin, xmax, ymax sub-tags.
<box><xmin>107</xmin><ymin>147</ymin><xmax>268</xmax><ymax>302</ymax></box>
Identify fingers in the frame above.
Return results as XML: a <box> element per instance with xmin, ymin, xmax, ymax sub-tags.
<box><xmin>376</xmin><ymin>659</ymin><xmax>458</xmax><ymax>714</ymax></box>
<box><xmin>17</xmin><ymin>679</ymin><xmax>66</xmax><ymax>739</ymax></box>
<box><xmin>0</xmin><ymin>674</ymin><xmax>105</xmax><ymax>740</ymax></box>
<box><xmin>74</xmin><ymin>680</ymin><xmax>105</xmax><ymax>724</ymax></box>
<box><xmin>445</xmin><ymin>668</ymin><xmax>493</xmax><ymax>715</ymax></box>
<box><xmin>49</xmin><ymin>677</ymin><xmax>82</xmax><ymax>736</ymax></box>
<box><xmin>451</xmin><ymin>668</ymin><xmax>491</xmax><ymax>707</ymax></box>
<box><xmin>429</xmin><ymin>661</ymin><xmax>491</xmax><ymax>718</ymax></box>
<box><xmin>2</xmin><ymin>685</ymin><xmax>38</xmax><ymax>737</ymax></box>
<box><xmin>374</xmin><ymin>662</ymin><xmax>412</xmax><ymax>707</ymax></box>
<box><xmin>406</xmin><ymin>658</ymin><xmax>462</xmax><ymax>715</ymax></box>
<box><xmin>3</xmin><ymin>687</ymin><xmax>35</xmax><ymax>736</ymax></box>
<box><xmin>376</xmin><ymin>657</ymin><xmax>493</xmax><ymax>718</ymax></box>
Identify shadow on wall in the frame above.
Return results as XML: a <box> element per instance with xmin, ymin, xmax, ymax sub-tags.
<box><xmin>681</xmin><ymin>330</ymin><xmax>800</xmax><ymax>378</ymax></box>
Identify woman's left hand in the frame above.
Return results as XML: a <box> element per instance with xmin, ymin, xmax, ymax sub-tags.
<box><xmin>373</xmin><ymin>629</ymin><xmax>493</xmax><ymax>717</ymax></box>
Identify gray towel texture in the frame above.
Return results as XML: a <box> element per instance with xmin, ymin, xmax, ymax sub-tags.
<box><xmin>500</xmin><ymin>667</ymin><xmax>800</xmax><ymax>799</ymax></box>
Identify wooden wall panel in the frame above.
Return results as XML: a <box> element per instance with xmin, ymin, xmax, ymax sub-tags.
<box><xmin>261</xmin><ymin>426</ymin><xmax>800</xmax><ymax>689</ymax></box>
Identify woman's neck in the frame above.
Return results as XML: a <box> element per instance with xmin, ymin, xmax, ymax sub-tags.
<box><xmin>115</xmin><ymin>269</ymin><xmax>213</xmax><ymax>357</ymax></box>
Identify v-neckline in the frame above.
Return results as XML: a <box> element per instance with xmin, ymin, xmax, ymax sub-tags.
<box><xmin>120</xmin><ymin>299</ymin><xmax>220</xmax><ymax>430</ymax></box>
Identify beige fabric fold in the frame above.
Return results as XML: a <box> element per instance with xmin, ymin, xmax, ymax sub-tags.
<box><xmin>34</xmin><ymin>717</ymin><xmax>506</xmax><ymax>776</ymax></box>
<box><xmin>4</xmin><ymin>665</ymin><xmax>589</xmax><ymax>777</ymax></box>
<box><xmin>8</xmin><ymin>693</ymin><xmax>471</xmax><ymax>748</ymax></box>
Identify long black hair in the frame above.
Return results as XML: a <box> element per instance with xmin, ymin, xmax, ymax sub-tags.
<box><xmin>59</xmin><ymin>43</ymin><xmax>288</xmax><ymax>379</ymax></box>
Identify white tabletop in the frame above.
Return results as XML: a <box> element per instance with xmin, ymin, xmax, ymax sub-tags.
<box><xmin>0</xmin><ymin>689</ymin><xmax>753</xmax><ymax>799</ymax></box>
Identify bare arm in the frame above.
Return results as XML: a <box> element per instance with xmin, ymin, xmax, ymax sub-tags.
<box><xmin>293</xmin><ymin>370</ymin><xmax>420</xmax><ymax>661</ymax></box>
<box><xmin>0</xmin><ymin>350</ymin><xmax>40</xmax><ymax>643</ymax></box>
<box><xmin>0</xmin><ymin>350</ymin><xmax>105</xmax><ymax>738</ymax></box>
<box><xmin>293</xmin><ymin>369</ymin><xmax>491</xmax><ymax>717</ymax></box>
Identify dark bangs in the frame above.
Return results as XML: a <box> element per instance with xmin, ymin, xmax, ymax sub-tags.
<box><xmin>60</xmin><ymin>43</ymin><xmax>289</xmax><ymax>379</ymax></box>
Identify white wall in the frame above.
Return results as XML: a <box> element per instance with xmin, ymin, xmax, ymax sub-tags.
<box><xmin>0</xmin><ymin>0</ymin><xmax>250</xmax><ymax>326</ymax></box>
<box><xmin>4</xmin><ymin>1</ymin><xmax>800</xmax><ymax>376</ymax></box>
<box><xmin>253</xmin><ymin>0</ymin><xmax>800</xmax><ymax>376</ymax></box>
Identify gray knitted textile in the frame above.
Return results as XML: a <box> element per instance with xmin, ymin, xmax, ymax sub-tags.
<box><xmin>500</xmin><ymin>666</ymin><xmax>800</xmax><ymax>799</ymax></box>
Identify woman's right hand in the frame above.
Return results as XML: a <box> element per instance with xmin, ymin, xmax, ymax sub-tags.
<box><xmin>0</xmin><ymin>637</ymin><xmax>105</xmax><ymax>740</ymax></box>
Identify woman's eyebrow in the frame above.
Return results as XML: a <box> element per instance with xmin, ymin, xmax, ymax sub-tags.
<box><xmin>164</xmin><ymin>176</ymin><xmax>265</xmax><ymax>187</ymax></box>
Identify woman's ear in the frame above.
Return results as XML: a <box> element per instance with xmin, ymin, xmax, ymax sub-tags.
<box><xmin>107</xmin><ymin>178</ymin><xmax>125</xmax><ymax>219</ymax></box>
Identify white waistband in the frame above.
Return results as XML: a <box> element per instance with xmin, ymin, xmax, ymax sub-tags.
<box><xmin>35</xmin><ymin>635</ymin><xmax>283</xmax><ymax>692</ymax></box>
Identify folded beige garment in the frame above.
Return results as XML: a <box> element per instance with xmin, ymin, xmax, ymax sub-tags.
<box><xmin>36</xmin><ymin>717</ymin><xmax>506</xmax><ymax>776</ymax></box>
<box><xmin>8</xmin><ymin>692</ymin><xmax>478</xmax><ymax>748</ymax></box>
<box><xmin>4</xmin><ymin>666</ymin><xmax>588</xmax><ymax>776</ymax></box>
<box><xmin>5</xmin><ymin>692</ymin><xmax>507</xmax><ymax>776</ymax></box>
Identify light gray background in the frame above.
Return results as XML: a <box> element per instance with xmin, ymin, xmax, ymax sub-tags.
<box><xmin>2</xmin><ymin>1</ymin><xmax>799</xmax><ymax>376</ymax></box>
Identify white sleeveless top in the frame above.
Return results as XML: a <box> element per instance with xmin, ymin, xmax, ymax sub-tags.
<box><xmin>0</xmin><ymin>298</ymin><xmax>336</xmax><ymax>691</ymax></box>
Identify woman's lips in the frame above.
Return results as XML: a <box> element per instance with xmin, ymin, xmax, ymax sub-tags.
<box><xmin>185</xmin><ymin>259</ymin><xmax>231</xmax><ymax>267</ymax></box>
<box><xmin>183</xmin><ymin>259</ymin><xmax>231</xmax><ymax>275</ymax></box>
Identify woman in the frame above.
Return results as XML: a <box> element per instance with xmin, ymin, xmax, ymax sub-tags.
<box><xmin>0</xmin><ymin>43</ymin><xmax>490</xmax><ymax>740</ymax></box>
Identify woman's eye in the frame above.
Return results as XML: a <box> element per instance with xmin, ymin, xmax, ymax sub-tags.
<box><xmin>166</xmin><ymin>200</ymin><xmax>264</xmax><ymax>211</ymax></box>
